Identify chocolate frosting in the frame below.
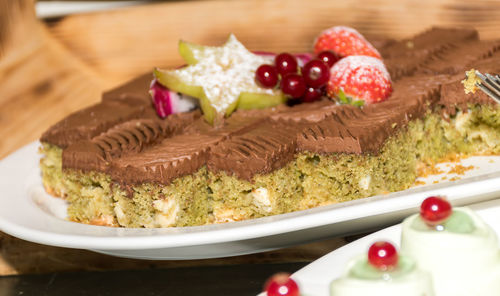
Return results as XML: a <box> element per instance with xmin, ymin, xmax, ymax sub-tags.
<box><xmin>382</xmin><ymin>27</ymin><xmax>479</xmax><ymax>80</ymax></box>
<box><xmin>42</xmin><ymin>28</ymin><xmax>499</xmax><ymax>185</ymax></box>
<box><xmin>40</xmin><ymin>98</ymin><xmax>154</xmax><ymax>149</ymax></box>
<box><xmin>102</xmin><ymin>73</ymin><xmax>153</xmax><ymax>103</ymax></box>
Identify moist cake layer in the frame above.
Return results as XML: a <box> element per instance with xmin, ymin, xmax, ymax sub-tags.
<box><xmin>39</xmin><ymin>27</ymin><xmax>500</xmax><ymax>227</ymax></box>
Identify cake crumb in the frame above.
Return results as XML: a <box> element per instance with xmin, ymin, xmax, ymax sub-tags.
<box><xmin>448</xmin><ymin>164</ymin><xmax>475</xmax><ymax>175</ymax></box>
<box><xmin>417</xmin><ymin>161</ymin><xmax>445</xmax><ymax>178</ymax></box>
<box><xmin>90</xmin><ymin>215</ymin><xmax>116</xmax><ymax>227</ymax></box>
<box><xmin>441</xmin><ymin>176</ymin><xmax>448</xmax><ymax>180</ymax></box>
<box><xmin>462</xmin><ymin>69</ymin><xmax>481</xmax><ymax>94</ymax></box>
<box><xmin>449</xmin><ymin>176</ymin><xmax>461</xmax><ymax>181</ymax></box>
<box><xmin>433</xmin><ymin>180</ymin><xmax>439</xmax><ymax>184</ymax></box>
<box><xmin>489</xmin><ymin>159</ymin><xmax>495</xmax><ymax>163</ymax></box>
<box><xmin>414</xmin><ymin>180</ymin><xmax>426</xmax><ymax>186</ymax></box>
<box><xmin>417</xmin><ymin>153</ymin><xmax>471</xmax><ymax>178</ymax></box>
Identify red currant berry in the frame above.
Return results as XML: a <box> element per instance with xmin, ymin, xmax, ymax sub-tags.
<box><xmin>420</xmin><ymin>196</ymin><xmax>452</xmax><ymax>225</ymax></box>
<box><xmin>256</xmin><ymin>64</ymin><xmax>279</xmax><ymax>88</ymax></box>
<box><xmin>302</xmin><ymin>59</ymin><xmax>330</xmax><ymax>88</ymax></box>
<box><xmin>317</xmin><ymin>50</ymin><xmax>340</xmax><ymax>68</ymax></box>
<box><xmin>281</xmin><ymin>73</ymin><xmax>306</xmax><ymax>98</ymax></box>
<box><xmin>368</xmin><ymin>241</ymin><xmax>398</xmax><ymax>271</ymax></box>
<box><xmin>303</xmin><ymin>87</ymin><xmax>323</xmax><ymax>102</ymax></box>
<box><xmin>264</xmin><ymin>273</ymin><xmax>299</xmax><ymax>296</ymax></box>
<box><xmin>275</xmin><ymin>53</ymin><xmax>298</xmax><ymax>76</ymax></box>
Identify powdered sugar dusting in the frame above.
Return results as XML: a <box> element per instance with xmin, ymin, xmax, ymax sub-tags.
<box><xmin>173</xmin><ymin>34</ymin><xmax>276</xmax><ymax>113</ymax></box>
<box><xmin>328</xmin><ymin>55</ymin><xmax>392</xmax><ymax>103</ymax></box>
<box><xmin>332</xmin><ymin>56</ymin><xmax>390</xmax><ymax>82</ymax></box>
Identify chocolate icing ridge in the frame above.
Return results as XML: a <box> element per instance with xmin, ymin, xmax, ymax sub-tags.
<box><xmin>297</xmin><ymin>115</ymin><xmax>361</xmax><ymax>154</ymax></box>
<box><xmin>62</xmin><ymin>111</ymin><xmax>200</xmax><ymax>172</ymax></box>
<box><xmin>382</xmin><ymin>27</ymin><xmax>479</xmax><ymax>80</ymax></box>
<box><xmin>93</xmin><ymin>119</ymin><xmax>163</xmax><ymax>158</ymax></box>
<box><xmin>184</xmin><ymin>110</ymin><xmax>269</xmax><ymax>137</ymax></box>
<box><xmin>380</xmin><ymin>27</ymin><xmax>478</xmax><ymax>58</ymax></box>
<box><xmin>417</xmin><ymin>40</ymin><xmax>500</xmax><ymax>75</ymax></box>
<box><xmin>270</xmin><ymin>100</ymin><xmax>340</xmax><ymax>123</ymax></box>
<box><xmin>109</xmin><ymin>133</ymin><xmax>223</xmax><ymax>185</ymax></box>
<box><xmin>207</xmin><ymin>120</ymin><xmax>298</xmax><ymax>180</ymax></box>
<box><xmin>41</xmin><ymin>97</ymin><xmax>154</xmax><ymax>149</ymax></box>
<box><xmin>62</xmin><ymin>141</ymin><xmax>108</xmax><ymax>172</ymax></box>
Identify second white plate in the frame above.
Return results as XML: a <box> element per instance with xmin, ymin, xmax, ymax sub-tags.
<box><xmin>0</xmin><ymin>142</ymin><xmax>499</xmax><ymax>259</ymax></box>
<box><xmin>273</xmin><ymin>198</ymin><xmax>500</xmax><ymax>296</ymax></box>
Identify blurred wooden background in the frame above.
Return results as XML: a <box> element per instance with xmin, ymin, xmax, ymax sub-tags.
<box><xmin>1</xmin><ymin>0</ymin><xmax>500</xmax><ymax>275</ymax></box>
<box><xmin>4</xmin><ymin>0</ymin><xmax>500</xmax><ymax>160</ymax></box>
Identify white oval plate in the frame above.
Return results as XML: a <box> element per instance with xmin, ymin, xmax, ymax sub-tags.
<box><xmin>0</xmin><ymin>142</ymin><xmax>500</xmax><ymax>259</ymax></box>
<box><xmin>263</xmin><ymin>199</ymin><xmax>500</xmax><ymax>296</ymax></box>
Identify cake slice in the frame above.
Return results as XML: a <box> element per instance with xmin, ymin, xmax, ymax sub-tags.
<box><xmin>40</xmin><ymin>27</ymin><xmax>500</xmax><ymax>227</ymax></box>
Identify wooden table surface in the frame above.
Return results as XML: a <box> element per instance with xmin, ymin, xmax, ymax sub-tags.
<box><xmin>1</xmin><ymin>0</ymin><xmax>500</xmax><ymax>286</ymax></box>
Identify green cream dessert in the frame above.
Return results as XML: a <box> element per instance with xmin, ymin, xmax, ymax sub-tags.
<box><xmin>330</xmin><ymin>197</ymin><xmax>500</xmax><ymax>295</ymax></box>
<box><xmin>330</xmin><ymin>241</ymin><xmax>434</xmax><ymax>296</ymax></box>
<box><xmin>401</xmin><ymin>197</ymin><xmax>500</xmax><ymax>296</ymax></box>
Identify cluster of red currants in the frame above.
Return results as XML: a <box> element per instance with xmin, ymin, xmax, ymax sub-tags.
<box><xmin>255</xmin><ymin>51</ymin><xmax>340</xmax><ymax>102</ymax></box>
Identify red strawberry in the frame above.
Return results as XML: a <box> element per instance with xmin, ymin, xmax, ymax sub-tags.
<box><xmin>313</xmin><ymin>26</ymin><xmax>381</xmax><ymax>59</ymax></box>
<box><xmin>327</xmin><ymin>55</ymin><xmax>392</xmax><ymax>105</ymax></box>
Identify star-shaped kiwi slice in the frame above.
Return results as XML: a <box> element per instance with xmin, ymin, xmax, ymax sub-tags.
<box><xmin>154</xmin><ymin>34</ymin><xmax>286</xmax><ymax>125</ymax></box>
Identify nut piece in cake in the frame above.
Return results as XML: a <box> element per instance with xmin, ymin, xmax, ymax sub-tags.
<box><xmin>462</xmin><ymin>69</ymin><xmax>481</xmax><ymax>94</ymax></box>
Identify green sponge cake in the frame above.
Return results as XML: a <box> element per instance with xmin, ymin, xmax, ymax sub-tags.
<box><xmin>39</xmin><ymin>27</ymin><xmax>500</xmax><ymax>227</ymax></box>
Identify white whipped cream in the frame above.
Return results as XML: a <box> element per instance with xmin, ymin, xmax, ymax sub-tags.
<box><xmin>401</xmin><ymin>207</ymin><xmax>500</xmax><ymax>296</ymax></box>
